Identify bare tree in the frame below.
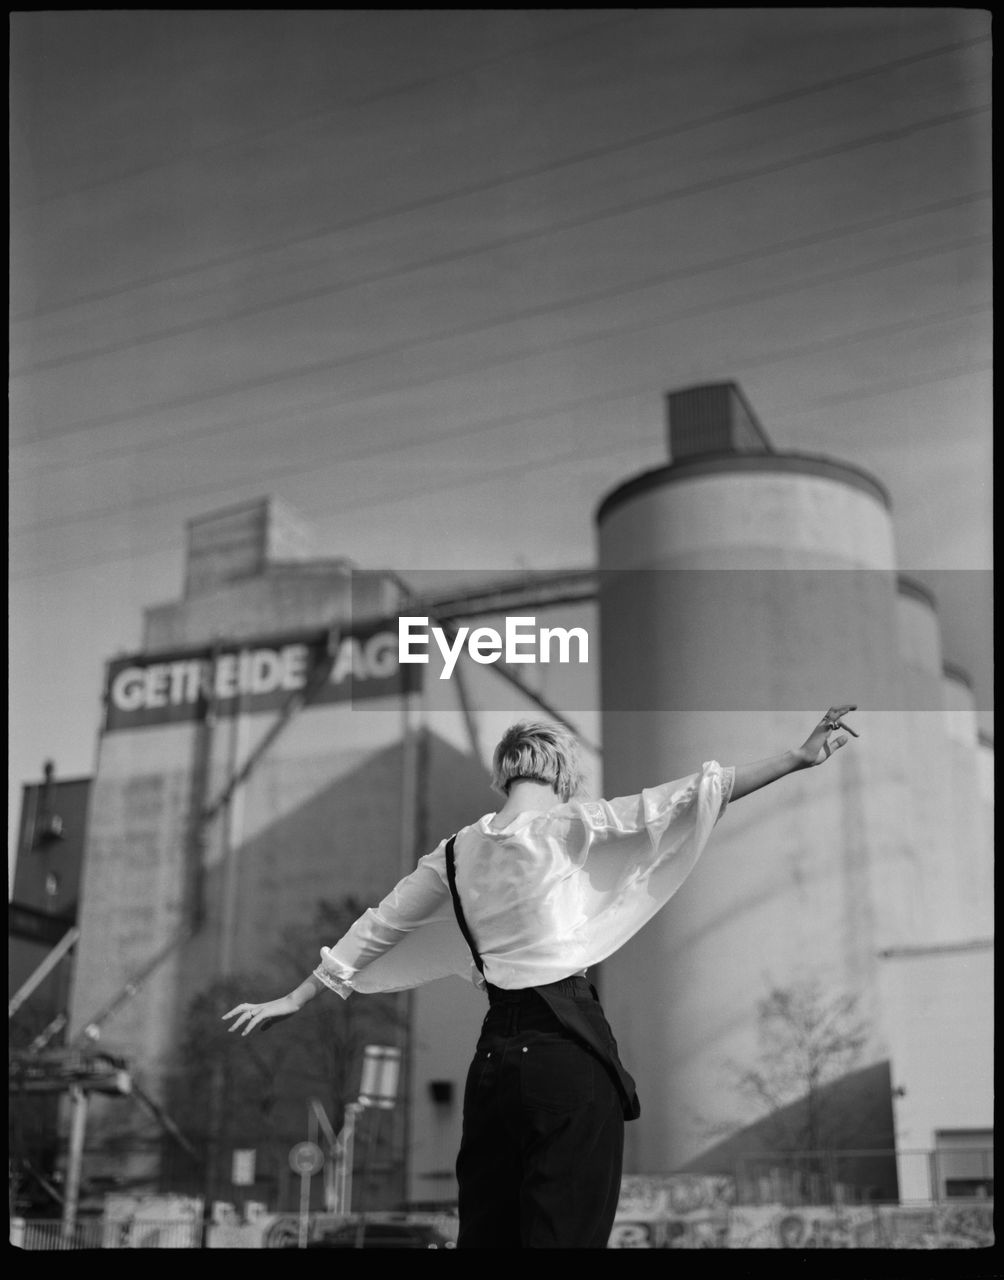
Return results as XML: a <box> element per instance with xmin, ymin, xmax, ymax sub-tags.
<box><xmin>166</xmin><ymin>896</ymin><xmax>406</xmax><ymax>1207</ymax></box>
<box><xmin>698</xmin><ymin>977</ymin><xmax>872</xmax><ymax>1202</ymax></box>
<box><xmin>730</xmin><ymin>979</ymin><xmax>869</xmax><ymax>1153</ymax></box>
<box><xmin>268</xmin><ymin>896</ymin><xmax>408</xmax><ymax>1135</ymax></box>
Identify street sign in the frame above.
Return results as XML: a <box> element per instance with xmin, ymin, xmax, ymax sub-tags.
<box><xmin>290</xmin><ymin>1140</ymin><xmax>324</xmax><ymax>1249</ymax></box>
<box><xmin>289</xmin><ymin>1141</ymin><xmax>323</xmax><ymax>1177</ymax></box>
<box><xmin>232</xmin><ymin>1148</ymin><xmax>256</xmax><ymax>1186</ymax></box>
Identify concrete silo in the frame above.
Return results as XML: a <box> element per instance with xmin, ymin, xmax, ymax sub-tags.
<box><xmin>594</xmin><ymin>383</ymin><xmax>992</xmax><ymax>1189</ymax></box>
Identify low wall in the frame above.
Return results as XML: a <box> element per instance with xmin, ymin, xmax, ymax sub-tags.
<box><xmin>13</xmin><ymin>1178</ymin><xmax>994</xmax><ymax>1249</ymax></box>
<box><xmin>609</xmin><ymin>1176</ymin><xmax>993</xmax><ymax>1249</ymax></box>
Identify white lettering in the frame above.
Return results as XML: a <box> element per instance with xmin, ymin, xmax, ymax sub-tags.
<box><xmin>214</xmin><ymin>653</ymin><xmax>238</xmax><ymax>699</ymax></box>
<box><xmin>398</xmin><ymin>617</ymin><xmax>431</xmax><ymax>663</ymax></box>
<box><xmin>330</xmin><ymin>637</ymin><xmax>361</xmax><ymax>685</ymax></box>
<box><xmin>237</xmin><ymin>649</ymin><xmax>255</xmax><ymax>695</ymax></box>
<box><xmin>187</xmin><ymin>662</ymin><xmax>205</xmax><ymax>703</ymax></box>
<box><xmin>144</xmin><ymin>664</ymin><xmax>170</xmax><ymax>708</ymax></box>
<box><xmin>468</xmin><ymin>626</ymin><xmax>502</xmax><ymax>664</ymax></box>
<box><xmin>396</xmin><ymin>615</ymin><xmax>590</xmax><ymax>678</ymax></box>
<box><xmin>505</xmin><ymin>617</ymin><xmax>538</xmax><ymax>663</ymax></box>
<box><xmin>248</xmin><ymin>648</ymin><xmax>281</xmax><ymax>695</ymax></box>
<box><xmin>539</xmin><ymin>626</ymin><xmax>589</xmax><ymax>664</ymax></box>
<box><xmin>281</xmin><ymin>644</ymin><xmax>308</xmax><ymax>690</ymax></box>
<box><xmin>331</xmin><ymin>632</ymin><xmax>404</xmax><ymax>684</ymax></box>
<box><xmin>112</xmin><ymin>642</ymin><xmax>381</xmax><ymax>718</ymax></box>
<box><xmin>167</xmin><ymin>661</ymin><xmax>200</xmax><ymax>705</ymax></box>
<box><xmin>111</xmin><ymin>667</ymin><xmax>147</xmax><ymax>712</ymax></box>
<box><xmin>433</xmin><ymin>625</ymin><xmax>469</xmax><ymax>680</ymax></box>
<box><xmin>364</xmin><ymin>632</ymin><xmax>398</xmax><ymax>679</ymax></box>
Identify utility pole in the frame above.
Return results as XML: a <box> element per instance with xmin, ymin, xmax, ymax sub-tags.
<box><xmin>60</xmin><ymin>1086</ymin><xmax>88</xmax><ymax>1243</ymax></box>
<box><xmin>308</xmin><ymin>1098</ymin><xmax>339</xmax><ymax>1211</ymax></box>
<box><xmin>9</xmin><ymin>1050</ymin><xmax>132</xmax><ymax>1239</ymax></box>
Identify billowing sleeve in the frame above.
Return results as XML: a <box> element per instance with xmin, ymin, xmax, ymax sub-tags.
<box><xmin>561</xmin><ymin>762</ymin><xmax>735</xmax><ymax>965</ymax></box>
<box><xmin>312</xmin><ymin>840</ymin><xmax>474</xmax><ymax>998</ymax></box>
<box><xmin>577</xmin><ymin>760</ymin><xmax>734</xmax><ymax>852</ymax></box>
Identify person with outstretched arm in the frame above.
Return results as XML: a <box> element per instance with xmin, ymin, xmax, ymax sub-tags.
<box><xmin>224</xmin><ymin>705</ymin><xmax>857</xmax><ymax>1248</ymax></box>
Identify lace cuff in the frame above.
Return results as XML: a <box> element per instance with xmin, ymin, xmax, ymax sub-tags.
<box><xmin>718</xmin><ymin>765</ymin><xmax>736</xmax><ymax>820</ymax></box>
<box><xmin>313</xmin><ymin>948</ymin><xmax>356</xmax><ymax>1000</ymax></box>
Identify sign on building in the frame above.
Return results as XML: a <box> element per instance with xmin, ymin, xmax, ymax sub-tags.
<box><xmin>103</xmin><ymin>621</ymin><xmax>419</xmax><ymax>732</ymax></box>
<box><xmin>231</xmin><ymin>1149</ymin><xmax>257</xmax><ymax>1187</ymax></box>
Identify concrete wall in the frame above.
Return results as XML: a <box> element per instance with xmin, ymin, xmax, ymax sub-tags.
<box><xmin>595</xmin><ymin>457</ymin><xmax>993</xmax><ymax>1177</ymax></box>
<box><xmin>69</xmin><ymin>720</ymin><xmax>204</xmax><ymax>1183</ymax></box>
<box><xmin>878</xmin><ymin>944</ymin><xmax>994</xmax><ymax>1202</ymax></box>
<box><xmin>597</xmin><ymin>461</ymin><xmax>901</xmax><ymax>1172</ymax></box>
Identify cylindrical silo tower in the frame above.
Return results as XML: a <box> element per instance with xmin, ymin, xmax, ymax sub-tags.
<box><xmin>595</xmin><ymin>382</ymin><xmax>920</xmax><ymax>1174</ymax></box>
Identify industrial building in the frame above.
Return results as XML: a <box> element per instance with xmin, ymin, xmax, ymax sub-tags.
<box><xmin>17</xmin><ymin>381</ymin><xmax>992</xmax><ymax>1218</ymax></box>
<box><xmin>10</xmin><ymin>766</ymin><xmax>93</xmax><ymax>1213</ymax></box>
<box><xmin>597</xmin><ymin>383</ymin><xmax>993</xmax><ymax>1203</ymax></box>
<box><xmin>54</xmin><ymin>496</ymin><xmax>596</xmax><ymax>1214</ymax></box>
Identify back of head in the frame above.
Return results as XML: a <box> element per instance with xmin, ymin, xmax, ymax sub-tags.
<box><xmin>491</xmin><ymin>720</ymin><xmax>585</xmax><ymax>802</ymax></box>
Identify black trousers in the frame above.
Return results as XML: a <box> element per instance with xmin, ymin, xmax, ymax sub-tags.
<box><xmin>455</xmin><ymin>977</ymin><xmax>625</xmax><ymax>1249</ymax></box>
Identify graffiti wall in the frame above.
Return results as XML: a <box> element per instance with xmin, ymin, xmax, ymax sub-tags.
<box><xmin>90</xmin><ymin>1185</ymin><xmax>992</xmax><ymax>1248</ymax></box>
<box><xmin>726</xmin><ymin>1204</ymin><xmax>995</xmax><ymax>1250</ymax></box>
<box><xmin>610</xmin><ymin>1175</ymin><xmax>732</xmax><ymax>1248</ymax></box>
<box><xmin>608</xmin><ymin>1177</ymin><xmax>994</xmax><ymax>1249</ymax></box>
<box><xmin>102</xmin><ymin>1194</ymin><xmax>202</xmax><ymax>1248</ymax></box>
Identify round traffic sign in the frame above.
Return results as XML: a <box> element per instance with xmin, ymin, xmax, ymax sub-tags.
<box><xmin>288</xmin><ymin>1140</ymin><xmax>324</xmax><ymax>1176</ymax></box>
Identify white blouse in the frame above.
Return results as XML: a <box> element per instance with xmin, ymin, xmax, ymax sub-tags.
<box><xmin>313</xmin><ymin>760</ymin><xmax>734</xmax><ymax>999</ymax></box>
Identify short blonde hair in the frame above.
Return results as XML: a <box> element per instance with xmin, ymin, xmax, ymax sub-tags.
<box><xmin>490</xmin><ymin>720</ymin><xmax>585</xmax><ymax>802</ymax></box>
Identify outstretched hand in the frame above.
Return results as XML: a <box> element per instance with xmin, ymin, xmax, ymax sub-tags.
<box><xmin>222</xmin><ymin>996</ymin><xmax>299</xmax><ymax>1037</ymax></box>
<box><xmin>795</xmin><ymin>705</ymin><xmax>858</xmax><ymax>767</ymax></box>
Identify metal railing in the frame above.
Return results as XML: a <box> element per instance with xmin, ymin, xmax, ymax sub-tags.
<box><xmin>732</xmin><ymin>1146</ymin><xmax>993</xmax><ymax>1206</ymax></box>
<box><xmin>13</xmin><ymin>1218</ymin><xmax>106</xmax><ymax>1250</ymax></box>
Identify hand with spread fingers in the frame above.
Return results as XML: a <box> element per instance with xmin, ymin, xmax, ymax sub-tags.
<box><xmin>794</xmin><ymin>704</ymin><xmax>859</xmax><ymax>768</ymax></box>
<box><xmin>222</xmin><ymin>995</ymin><xmax>300</xmax><ymax>1037</ymax></box>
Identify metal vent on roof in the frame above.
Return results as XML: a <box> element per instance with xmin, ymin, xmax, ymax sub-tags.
<box><xmin>666</xmin><ymin>382</ymin><xmax>774</xmax><ymax>460</ymax></box>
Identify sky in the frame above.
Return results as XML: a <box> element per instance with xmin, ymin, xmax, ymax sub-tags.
<box><xmin>8</xmin><ymin>10</ymin><xmax>992</xmax><ymax>869</ymax></box>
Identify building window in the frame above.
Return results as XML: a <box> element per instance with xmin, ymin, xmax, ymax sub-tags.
<box><xmin>934</xmin><ymin>1130</ymin><xmax>993</xmax><ymax>1200</ymax></box>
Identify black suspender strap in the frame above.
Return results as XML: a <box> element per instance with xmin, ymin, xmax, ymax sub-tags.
<box><xmin>444</xmin><ymin>835</ymin><xmax>485</xmax><ymax>975</ymax></box>
<box><xmin>444</xmin><ymin>840</ymin><xmax>641</xmax><ymax>1120</ymax></box>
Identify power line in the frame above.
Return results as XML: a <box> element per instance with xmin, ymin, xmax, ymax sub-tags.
<box><xmin>10</xmin><ymin>12</ymin><xmax>632</xmax><ymax>215</ymax></box>
<box><xmin>331</xmin><ymin>360</ymin><xmax>991</xmax><ymax>516</ymax></box>
<box><xmin>10</xmin><ymin>221</ymin><xmax>990</xmax><ymax>467</ymax></box>
<box><xmin>11</xmin><ymin>186</ymin><xmax>990</xmax><ymax>469</ymax></box>
<box><xmin>10</xmin><ymin>299</ymin><xmax>990</xmax><ymax>540</ymax></box>
<box><xmin>11</xmin><ymin>123</ymin><xmax>991</xmax><ymax>379</ymax></box>
<box><xmin>10</xmin><ymin>360</ymin><xmax>991</xmax><ymax>582</ymax></box>
<box><xmin>9</xmin><ymin>94</ymin><xmax>990</xmax><ymax>445</ymax></box>
<box><xmin>10</xmin><ymin>35</ymin><xmax>989</xmax><ymax>324</ymax></box>
<box><xmin>808</xmin><ymin>363</ymin><xmax>994</xmax><ymax>409</ymax></box>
